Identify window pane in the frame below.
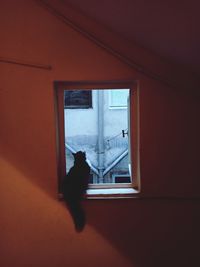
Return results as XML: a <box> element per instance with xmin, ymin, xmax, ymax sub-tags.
<box><xmin>64</xmin><ymin>89</ymin><xmax>132</xmax><ymax>185</ymax></box>
<box><xmin>64</xmin><ymin>90</ymin><xmax>92</xmax><ymax>109</ymax></box>
<box><xmin>109</xmin><ymin>89</ymin><xmax>129</xmax><ymax>108</ymax></box>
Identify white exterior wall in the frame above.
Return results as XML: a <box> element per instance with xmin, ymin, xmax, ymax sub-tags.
<box><xmin>64</xmin><ymin>89</ymin><xmax>129</xmax><ymax>179</ymax></box>
<box><xmin>64</xmin><ymin>89</ymin><xmax>128</xmax><ymax>139</ymax></box>
<box><xmin>103</xmin><ymin>90</ymin><xmax>128</xmax><ymax>138</ymax></box>
<box><xmin>64</xmin><ymin>90</ymin><xmax>98</xmax><ymax>137</ymax></box>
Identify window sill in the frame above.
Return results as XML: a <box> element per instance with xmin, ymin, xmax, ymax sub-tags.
<box><xmin>86</xmin><ymin>188</ymin><xmax>139</xmax><ymax>199</ymax></box>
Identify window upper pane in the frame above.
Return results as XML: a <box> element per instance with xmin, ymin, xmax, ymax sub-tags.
<box><xmin>109</xmin><ymin>89</ymin><xmax>129</xmax><ymax>108</ymax></box>
<box><xmin>64</xmin><ymin>90</ymin><xmax>92</xmax><ymax>109</ymax></box>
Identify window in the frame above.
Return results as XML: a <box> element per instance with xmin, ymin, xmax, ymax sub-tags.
<box><xmin>109</xmin><ymin>89</ymin><xmax>129</xmax><ymax>109</ymax></box>
<box><xmin>54</xmin><ymin>81</ymin><xmax>140</xmax><ymax>198</ymax></box>
<box><xmin>64</xmin><ymin>90</ymin><xmax>92</xmax><ymax>109</ymax></box>
<box><xmin>112</xmin><ymin>174</ymin><xmax>131</xmax><ymax>183</ymax></box>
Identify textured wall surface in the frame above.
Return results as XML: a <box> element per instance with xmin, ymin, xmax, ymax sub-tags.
<box><xmin>0</xmin><ymin>1</ymin><xmax>200</xmax><ymax>266</ymax></box>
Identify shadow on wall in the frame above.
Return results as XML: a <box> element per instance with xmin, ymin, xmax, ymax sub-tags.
<box><xmin>85</xmin><ymin>198</ymin><xmax>200</xmax><ymax>267</ymax></box>
<box><xmin>1</xmin><ymin>84</ymin><xmax>200</xmax><ymax>267</ymax></box>
<box><xmin>0</xmin><ymin>139</ymin><xmax>57</xmax><ymax>197</ymax></box>
<box><xmin>1</xmin><ymin>136</ymin><xmax>200</xmax><ymax>267</ymax></box>
<box><xmin>0</xmin><ymin>80</ymin><xmax>57</xmax><ymax>197</ymax></box>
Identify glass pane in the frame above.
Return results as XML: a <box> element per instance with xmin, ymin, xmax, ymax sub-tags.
<box><xmin>109</xmin><ymin>89</ymin><xmax>129</xmax><ymax>107</ymax></box>
<box><xmin>64</xmin><ymin>89</ymin><xmax>131</xmax><ymax>184</ymax></box>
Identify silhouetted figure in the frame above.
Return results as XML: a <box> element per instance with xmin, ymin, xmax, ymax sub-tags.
<box><xmin>63</xmin><ymin>151</ymin><xmax>90</xmax><ymax>231</ymax></box>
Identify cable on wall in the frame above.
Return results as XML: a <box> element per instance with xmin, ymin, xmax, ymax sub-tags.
<box><xmin>0</xmin><ymin>57</ymin><xmax>52</xmax><ymax>70</ymax></box>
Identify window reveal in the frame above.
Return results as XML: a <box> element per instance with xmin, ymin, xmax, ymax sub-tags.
<box><xmin>55</xmin><ymin>81</ymin><xmax>140</xmax><ymax>198</ymax></box>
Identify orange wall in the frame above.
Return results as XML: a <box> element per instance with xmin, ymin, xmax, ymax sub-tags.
<box><xmin>0</xmin><ymin>1</ymin><xmax>199</xmax><ymax>266</ymax></box>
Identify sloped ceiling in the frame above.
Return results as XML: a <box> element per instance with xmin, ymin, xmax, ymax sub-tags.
<box><xmin>64</xmin><ymin>0</ymin><xmax>200</xmax><ymax>76</ymax></box>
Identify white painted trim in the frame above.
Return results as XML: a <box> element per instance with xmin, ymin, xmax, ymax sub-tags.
<box><xmin>87</xmin><ymin>188</ymin><xmax>138</xmax><ymax>195</ymax></box>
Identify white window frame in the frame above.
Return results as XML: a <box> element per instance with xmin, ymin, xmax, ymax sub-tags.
<box><xmin>54</xmin><ymin>80</ymin><xmax>140</xmax><ymax>199</ymax></box>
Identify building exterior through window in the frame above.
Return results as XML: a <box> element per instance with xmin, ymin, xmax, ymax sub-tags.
<box><xmin>64</xmin><ymin>89</ymin><xmax>131</xmax><ymax>185</ymax></box>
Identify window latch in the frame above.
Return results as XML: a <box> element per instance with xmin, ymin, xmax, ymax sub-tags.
<box><xmin>122</xmin><ymin>129</ymin><xmax>128</xmax><ymax>138</ymax></box>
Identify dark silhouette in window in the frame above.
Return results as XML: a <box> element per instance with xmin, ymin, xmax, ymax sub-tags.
<box><xmin>64</xmin><ymin>90</ymin><xmax>92</xmax><ymax>109</ymax></box>
<box><xmin>62</xmin><ymin>151</ymin><xmax>90</xmax><ymax>231</ymax></box>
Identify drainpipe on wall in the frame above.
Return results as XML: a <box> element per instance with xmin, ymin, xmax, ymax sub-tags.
<box><xmin>97</xmin><ymin>90</ymin><xmax>104</xmax><ymax>183</ymax></box>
